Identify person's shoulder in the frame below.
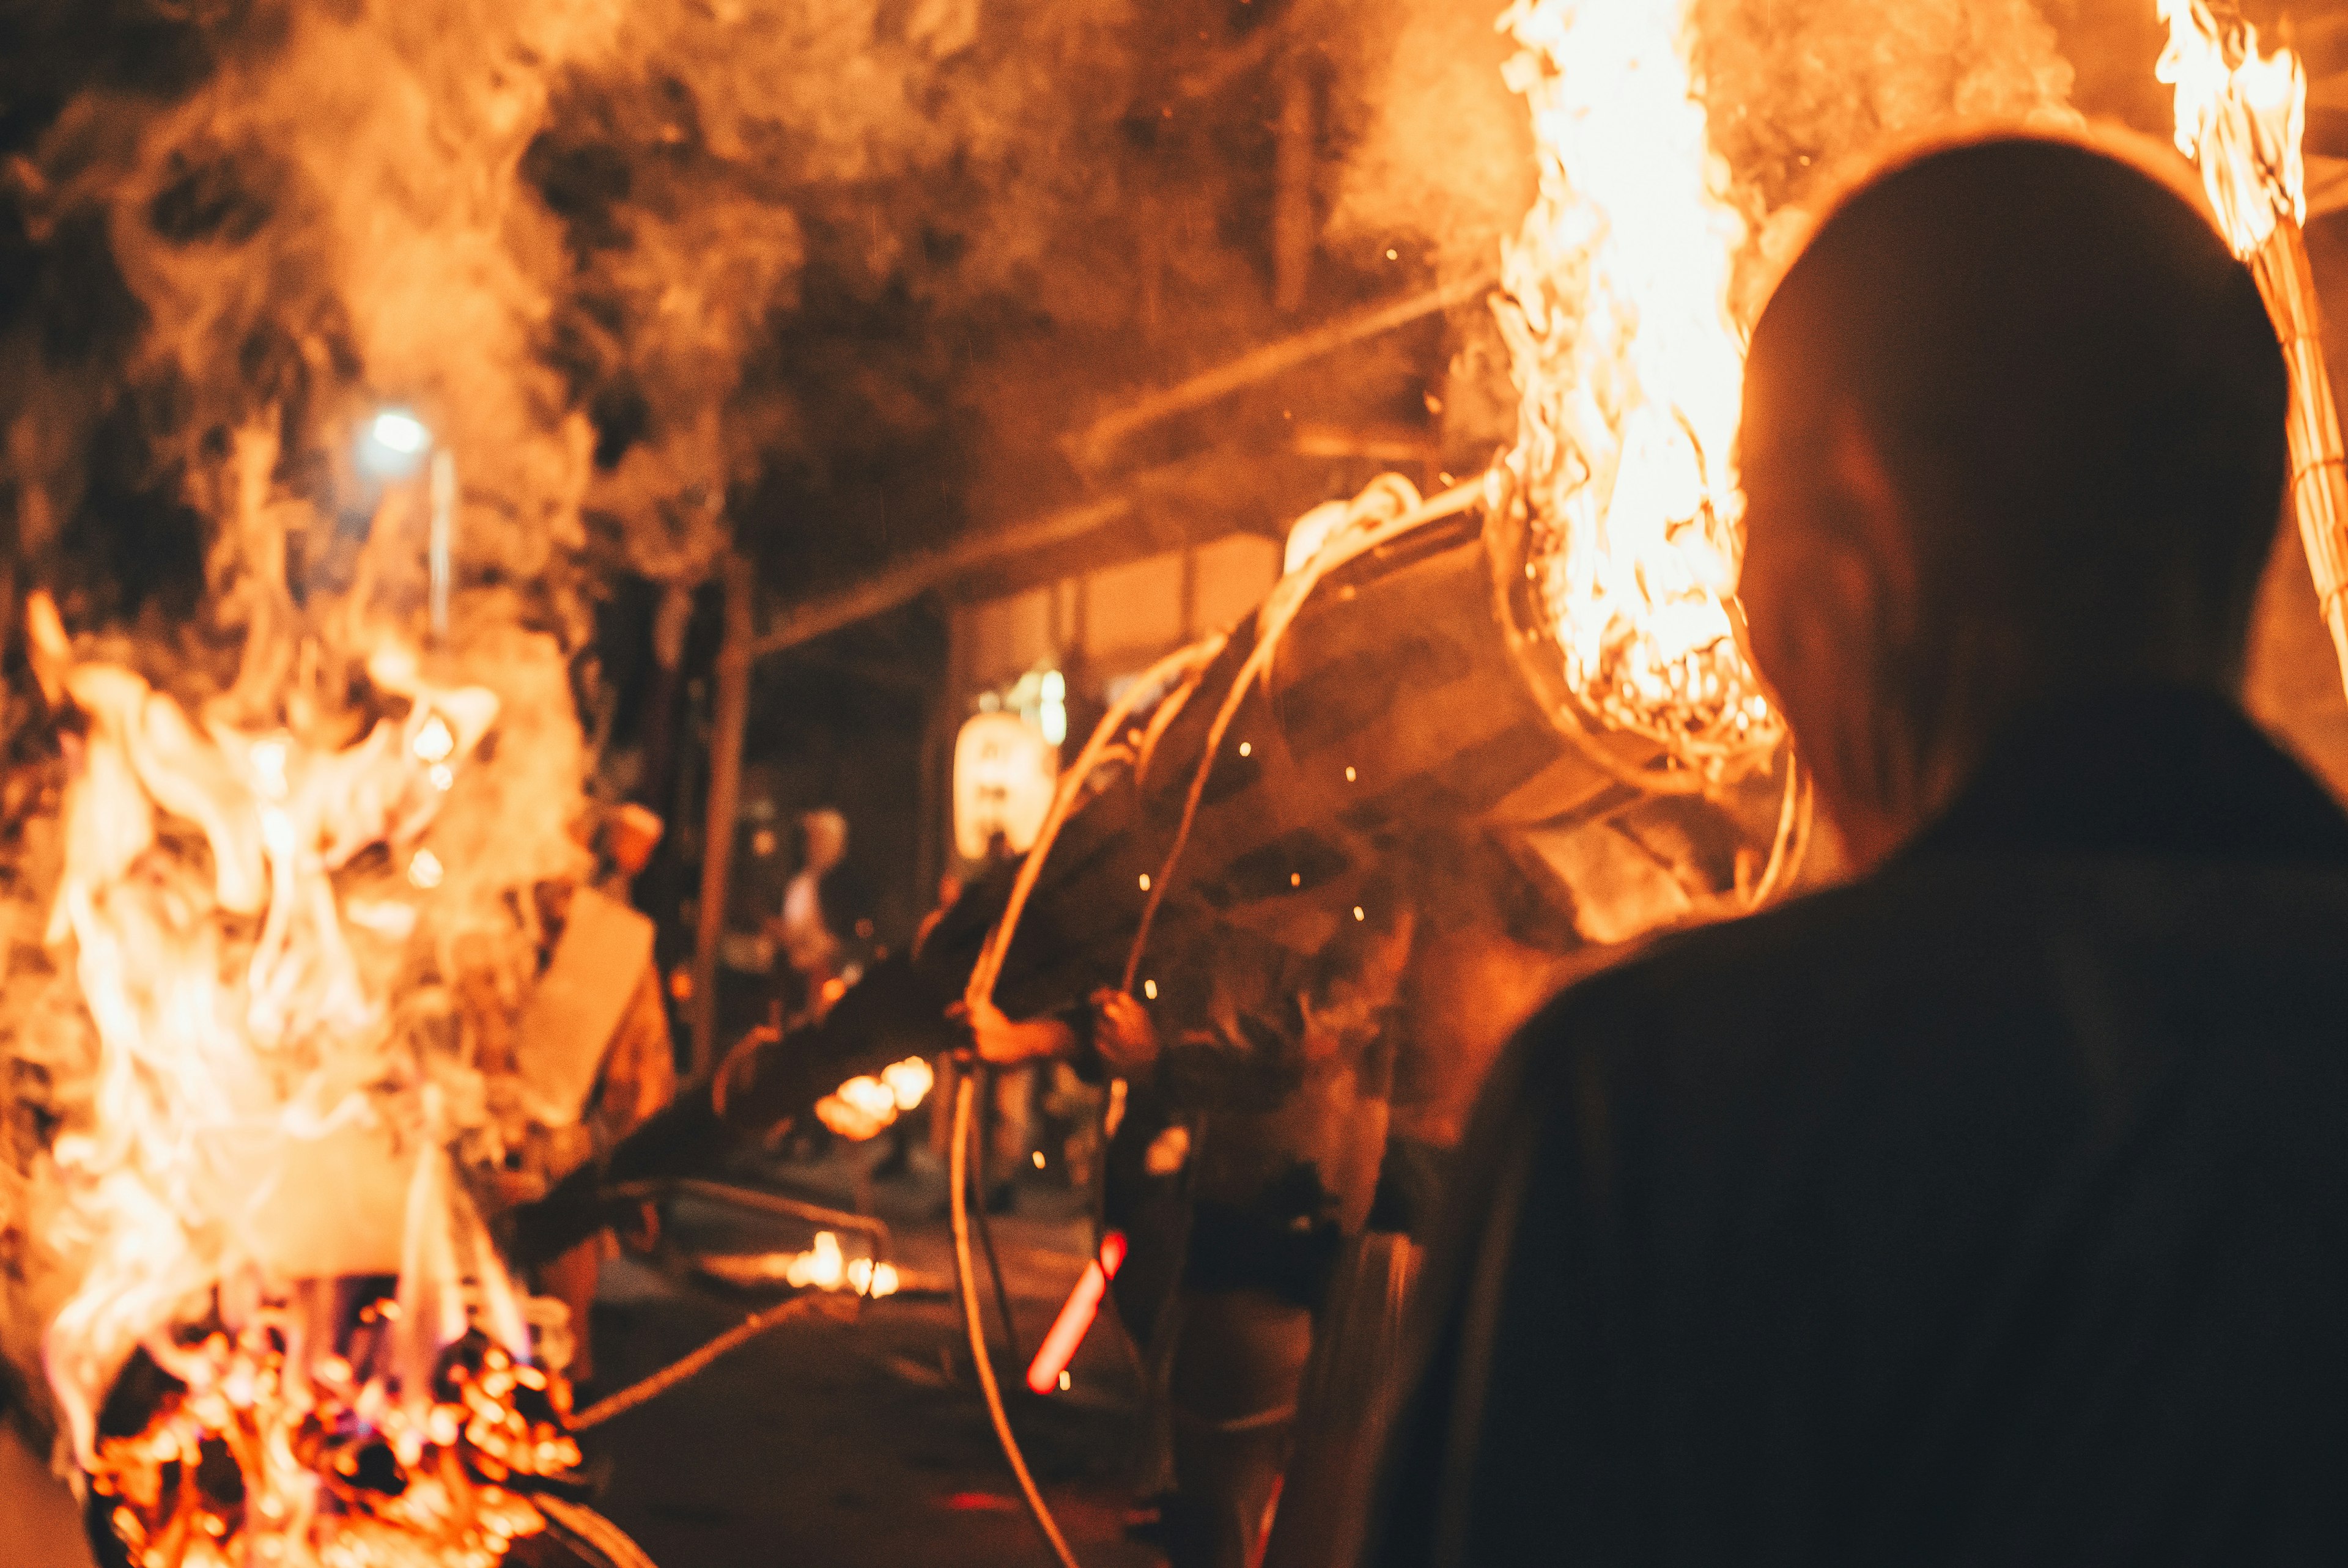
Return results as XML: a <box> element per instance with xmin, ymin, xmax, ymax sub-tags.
<box><xmin>1519</xmin><ymin>875</ymin><xmax>1882</xmax><ymax>1037</ymax></box>
<box><xmin>1497</xmin><ymin>868</ymin><xmax>1979</xmax><ymax>1123</ymax></box>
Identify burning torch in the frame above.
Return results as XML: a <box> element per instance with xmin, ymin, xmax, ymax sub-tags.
<box><xmin>2162</xmin><ymin>0</ymin><xmax>2348</xmax><ymax>696</ymax></box>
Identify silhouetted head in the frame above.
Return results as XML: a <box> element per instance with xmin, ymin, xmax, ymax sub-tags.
<box><xmin>1738</xmin><ymin>130</ymin><xmax>2288</xmax><ymax>867</ymax></box>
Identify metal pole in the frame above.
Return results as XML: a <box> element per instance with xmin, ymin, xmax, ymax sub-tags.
<box><xmin>428</xmin><ymin>451</ymin><xmax>456</xmax><ymax>642</ymax></box>
<box><xmin>691</xmin><ymin>553</ymin><xmax>755</xmax><ymax>1078</ymax></box>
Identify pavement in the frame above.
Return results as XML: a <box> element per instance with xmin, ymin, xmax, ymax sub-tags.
<box><xmin>577</xmin><ymin>1139</ymin><xmax>1168</xmax><ymax>1568</ymax></box>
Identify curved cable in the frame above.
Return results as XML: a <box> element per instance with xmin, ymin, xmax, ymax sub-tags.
<box><xmin>951</xmin><ymin>1072</ymin><xmax>1083</xmax><ymax>1568</ymax></box>
<box><xmin>1121</xmin><ymin>477</ymin><xmax>1477</xmax><ymax>990</ymax></box>
<box><xmin>948</xmin><ymin>635</ymin><xmax>1228</xmax><ymax>1568</ymax></box>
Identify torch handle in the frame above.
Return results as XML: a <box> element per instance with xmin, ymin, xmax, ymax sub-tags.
<box><xmin>2250</xmin><ymin>223</ymin><xmax>2348</xmax><ymax>699</ymax></box>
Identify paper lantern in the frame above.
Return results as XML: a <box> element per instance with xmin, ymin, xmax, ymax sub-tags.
<box><xmin>953</xmin><ymin>711</ymin><xmax>1058</xmax><ymax>860</ymax></box>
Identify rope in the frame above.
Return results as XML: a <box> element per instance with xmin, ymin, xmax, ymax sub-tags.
<box><xmin>1121</xmin><ymin>476</ymin><xmax>1477</xmax><ymax>990</ymax></box>
<box><xmin>947</xmin><ymin>471</ymin><xmax>1804</xmax><ymax>1568</ymax></box>
<box><xmin>970</xmin><ymin>1071</ymin><xmax>1025</xmax><ymax>1364</ymax></box>
<box><xmin>601</xmin><ymin>1177</ymin><xmax>892</xmax><ymax>1258</ymax></box>
<box><xmin>951</xmin><ymin>1073</ymin><xmax>1084</xmax><ymax>1568</ymax></box>
<box><xmin>944</xmin><ymin>636</ymin><xmax>1230</xmax><ymax>1568</ymax></box>
<box><xmin>536</xmin><ymin>1496</ymin><xmax>664</xmax><ymax>1568</ymax></box>
<box><xmin>570</xmin><ymin>1292</ymin><xmax>857</xmax><ymax>1431</ymax></box>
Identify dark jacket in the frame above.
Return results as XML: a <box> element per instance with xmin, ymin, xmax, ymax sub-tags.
<box><xmin>1373</xmin><ymin>687</ymin><xmax>2348</xmax><ymax>1567</ymax></box>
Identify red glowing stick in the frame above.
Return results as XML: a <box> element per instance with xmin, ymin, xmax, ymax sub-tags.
<box><xmin>1026</xmin><ymin>1231</ymin><xmax>1128</xmax><ymax>1394</ymax></box>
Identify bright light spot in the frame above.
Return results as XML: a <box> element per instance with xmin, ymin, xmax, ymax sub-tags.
<box><xmin>1345</xmin><ymin>767</ymin><xmax>1357</xmax><ymax>782</ymax></box>
<box><xmin>1058</xmin><ymin>1371</ymin><xmax>1072</xmax><ymax>1391</ymax></box>
<box><xmin>1042</xmin><ymin>700</ymin><xmax>1067</xmax><ymax>747</ymax></box>
<box><xmin>838</xmin><ymin>1075</ymin><xmax>895</xmax><ymax>1122</ymax></box>
<box><xmin>1138</xmin><ymin>873</ymin><xmax>1151</xmax><ymax>891</ymax></box>
<box><xmin>429</xmin><ymin>763</ymin><xmax>454</xmax><ymax>792</ymax></box>
<box><xmin>1041</xmin><ymin>670</ymin><xmax>1065</xmax><ymax>702</ymax></box>
<box><xmin>408</xmin><ymin>849</ymin><xmax>445</xmax><ymax>890</ymax></box>
<box><xmin>357</xmin><ymin>408</ymin><xmax>433</xmax><ymax>478</ymax></box>
<box><xmin>1353</xmin><ymin>906</ymin><xmax>1365</xmax><ymax>921</ymax></box>
<box><xmin>1142</xmin><ymin>979</ymin><xmax>1158</xmax><ymax>1001</ymax></box>
<box><xmin>411</xmin><ymin>714</ymin><xmax>456</xmax><ymax>764</ymax></box>
<box><xmin>882</xmin><ymin>1056</ymin><xmax>935</xmax><ymax>1112</ymax></box>
<box><xmin>1385</xmin><ymin>248</ymin><xmax>1398</xmax><ymax>260</ymax></box>
<box><xmin>1237</xmin><ymin>741</ymin><xmax>1251</xmax><ymax>757</ymax></box>
<box><xmin>786</xmin><ymin>1232</ymin><xmax>847</xmax><ymax>1292</ymax></box>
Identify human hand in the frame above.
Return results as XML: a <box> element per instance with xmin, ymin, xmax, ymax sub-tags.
<box><xmin>1091</xmin><ymin>988</ymin><xmax>1161</xmax><ymax>1078</ymax></box>
<box><xmin>947</xmin><ymin>998</ymin><xmax>1070</xmax><ymax>1064</ymax></box>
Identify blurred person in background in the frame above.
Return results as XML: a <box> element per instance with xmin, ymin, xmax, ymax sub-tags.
<box><xmin>775</xmin><ymin>808</ymin><xmax>857</xmax><ymax>1025</ymax></box>
<box><xmin>1373</xmin><ymin>130</ymin><xmax>2348</xmax><ymax>1567</ymax></box>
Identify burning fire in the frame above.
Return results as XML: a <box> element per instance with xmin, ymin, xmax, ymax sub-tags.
<box><xmin>2158</xmin><ymin>0</ymin><xmax>2305</xmax><ymax>253</ymax></box>
<box><xmin>2158</xmin><ymin>0</ymin><xmax>2348</xmax><ymax>698</ymax></box>
<box><xmin>698</xmin><ymin>1231</ymin><xmax>903</xmax><ymax>1298</ymax></box>
<box><xmin>1490</xmin><ymin>0</ymin><xmax>1781</xmax><ymax>777</ymax></box>
<box><xmin>89</xmin><ymin>1309</ymin><xmax>578</xmax><ymax>1568</ymax></box>
<box><xmin>17</xmin><ymin>435</ymin><xmax>587</xmax><ymax>1566</ymax></box>
<box><xmin>813</xmin><ymin>1056</ymin><xmax>936</xmax><ymax>1143</ymax></box>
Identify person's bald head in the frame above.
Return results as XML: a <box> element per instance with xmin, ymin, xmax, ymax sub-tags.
<box><xmin>1737</xmin><ymin>131</ymin><xmax>2289</xmax><ymax>866</ymax></box>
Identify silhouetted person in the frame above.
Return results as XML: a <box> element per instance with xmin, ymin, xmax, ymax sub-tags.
<box><xmin>1373</xmin><ymin>130</ymin><xmax>2348</xmax><ymax>1566</ymax></box>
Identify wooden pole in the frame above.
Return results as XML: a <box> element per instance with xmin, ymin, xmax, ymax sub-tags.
<box><xmin>691</xmin><ymin>553</ymin><xmax>755</xmax><ymax>1077</ymax></box>
<box><xmin>748</xmin><ymin>494</ymin><xmax>1134</xmax><ymax>662</ymax></box>
<box><xmin>1065</xmin><ymin>273</ymin><xmax>1495</xmax><ymax>471</ymax></box>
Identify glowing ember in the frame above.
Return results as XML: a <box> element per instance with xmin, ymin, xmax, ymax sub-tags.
<box><xmin>697</xmin><ymin>1232</ymin><xmax>902</xmax><ymax>1298</ymax></box>
<box><xmin>2158</xmin><ymin>0</ymin><xmax>2305</xmax><ymax>254</ymax></box>
<box><xmin>89</xmin><ymin>1312</ymin><xmax>577</xmax><ymax>1568</ymax></box>
<box><xmin>1490</xmin><ymin>0</ymin><xmax>1780</xmax><ymax>776</ymax></box>
<box><xmin>813</xmin><ymin>1056</ymin><xmax>936</xmax><ymax>1142</ymax></box>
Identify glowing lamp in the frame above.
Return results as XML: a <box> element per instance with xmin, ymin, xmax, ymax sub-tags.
<box><xmin>1027</xmin><ymin>1231</ymin><xmax>1127</xmax><ymax>1394</ymax></box>
<box><xmin>953</xmin><ymin>711</ymin><xmax>1058</xmax><ymax>861</ymax></box>
<box><xmin>358</xmin><ymin>407</ymin><xmax>432</xmax><ymax>478</ymax></box>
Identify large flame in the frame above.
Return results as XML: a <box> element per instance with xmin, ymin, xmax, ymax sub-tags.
<box><xmin>2158</xmin><ymin>0</ymin><xmax>2306</xmax><ymax>257</ymax></box>
<box><xmin>1491</xmin><ymin>0</ymin><xmax>1779</xmax><ymax>777</ymax></box>
<box><xmin>19</xmin><ymin>433</ymin><xmax>586</xmax><ymax>1564</ymax></box>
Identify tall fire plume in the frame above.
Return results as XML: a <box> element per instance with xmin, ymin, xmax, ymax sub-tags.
<box><xmin>1331</xmin><ymin>0</ymin><xmax>2078</xmax><ymax>789</ymax></box>
<box><xmin>1335</xmin><ymin>0</ymin><xmax>2077</xmax><ymax>470</ymax></box>
<box><xmin>1488</xmin><ymin>0</ymin><xmax>1770</xmax><ymax>777</ymax></box>
<box><xmin>2158</xmin><ymin>0</ymin><xmax>2348</xmax><ymax>700</ymax></box>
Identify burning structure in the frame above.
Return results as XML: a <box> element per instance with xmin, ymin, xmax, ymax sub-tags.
<box><xmin>0</xmin><ymin>3</ymin><xmax>669</xmax><ymax>1564</ymax></box>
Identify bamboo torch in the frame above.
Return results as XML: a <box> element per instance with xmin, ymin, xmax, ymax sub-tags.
<box><xmin>2161</xmin><ymin>0</ymin><xmax>2348</xmax><ymax>698</ymax></box>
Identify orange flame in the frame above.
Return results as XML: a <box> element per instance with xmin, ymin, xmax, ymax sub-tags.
<box><xmin>2158</xmin><ymin>0</ymin><xmax>2306</xmax><ymax>257</ymax></box>
<box><xmin>1491</xmin><ymin>0</ymin><xmax>1780</xmax><ymax>777</ymax></box>
<box><xmin>18</xmin><ymin>431</ymin><xmax>589</xmax><ymax>1565</ymax></box>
